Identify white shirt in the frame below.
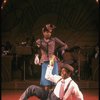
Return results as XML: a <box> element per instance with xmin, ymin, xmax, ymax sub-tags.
<box><xmin>45</xmin><ymin>65</ymin><xmax>84</xmax><ymax>100</ymax></box>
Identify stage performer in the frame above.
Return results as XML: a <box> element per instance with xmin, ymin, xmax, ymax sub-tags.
<box><xmin>19</xmin><ymin>63</ymin><xmax>84</xmax><ymax>100</ymax></box>
<box><xmin>34</xmin><ymin>23</ymin><xmax>68</xmax><ymax>91</ymax></box>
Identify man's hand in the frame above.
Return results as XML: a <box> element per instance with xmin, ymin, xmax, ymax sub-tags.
<box><xmin>49</xmin><ymin>55</ymin><xmax>55</xmax><ymax>66</ymax></box>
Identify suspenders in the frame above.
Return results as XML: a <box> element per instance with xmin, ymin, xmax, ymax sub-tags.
<box><xmin>64</xmin><ymin>80</ymin><xmax>72</xmax><ymax>94</ymax></box>
<box><xmin>48</xmin><ymin>78</ymin><xmax>72</xmax><ymax>100</ymax></box>
<box><xmin>57</xmin><ymin>78</ymin><xmax>72</xmax><ymax>95</ymax></box>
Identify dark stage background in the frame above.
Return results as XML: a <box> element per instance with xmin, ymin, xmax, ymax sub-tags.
<box><xmin>1</xmin><ymin>0</ymin><xmax>99</xmax><ymax>93</ymax></box>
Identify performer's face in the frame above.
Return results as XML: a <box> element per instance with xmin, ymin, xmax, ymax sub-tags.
<box><xmin>43</xmin><ymin>31</ymin><xmax>52</xmax><ymax>39</ymax></box>
<box><xmin>60</xmin><ymin>68</ymin><xmax>70</xmax><ymax>79</ymax></box>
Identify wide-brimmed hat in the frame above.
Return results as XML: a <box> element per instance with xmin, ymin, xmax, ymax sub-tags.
<box><xmin>42</xmin><ymin>24</ymin><xmax>56</xmax><ymax>33</ymax></box>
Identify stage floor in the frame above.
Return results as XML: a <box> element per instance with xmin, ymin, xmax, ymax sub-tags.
<box><xmin>1</xmin><ymin>79</ymin><xmax>99</xmax><ymax>100</ymax></box>
<box><xmin>1</xmin><ymin>88</ymin><xmax>99</xmax><ymax>100</ymax></box>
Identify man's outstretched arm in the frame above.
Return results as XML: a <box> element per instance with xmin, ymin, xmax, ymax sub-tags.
<box><xmin>45</xmin><ymin>65</ymin><xmax>62</xmax><ymax>83</ymax></box>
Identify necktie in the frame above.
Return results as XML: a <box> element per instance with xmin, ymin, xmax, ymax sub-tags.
<box><xmin>59</xmin><ymin>79</ymin><xmax>65</xmax><ymax>99</ymax></box>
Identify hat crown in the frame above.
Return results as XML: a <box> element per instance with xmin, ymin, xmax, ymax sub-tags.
<box><xmin>62</xmin><ymin>64</ymin><xmax>74</xmax><ymax>72</ymax></box>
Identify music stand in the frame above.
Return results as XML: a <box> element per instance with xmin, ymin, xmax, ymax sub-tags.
<box><xmin>16</xmin><ymin>46</ymin><xmax>32</xmax><ymax>80</ymax></box>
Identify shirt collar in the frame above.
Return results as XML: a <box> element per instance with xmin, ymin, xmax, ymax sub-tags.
<box><xmin>63</xmin><ymin>77</ymin><xmax>72</xmax><ymax>83</ymax></box>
